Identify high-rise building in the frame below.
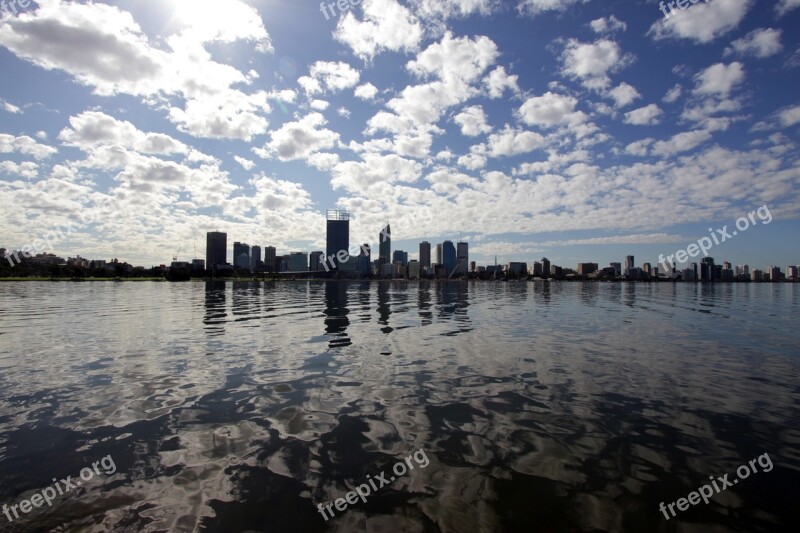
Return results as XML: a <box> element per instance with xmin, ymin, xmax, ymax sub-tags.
<box><xmin>206</xmin><ymin>231</ymin><xmax>227</xmax><ymax>272</ymax></box>
<box><xmin>769</xmin><ymin>266</ymin><xmax>782</xmax><ymax>282</ymax></box>
<box><xmin>419</xmin><ymin>241</ymin><xmax>431</xmax><ymax>269</ymax></box>
<box><xmin>233</xmin><ymin>242</ymin><xmax>251</xmax><ymax>270</ymax></box>
<box><xmin>541</xmin><ymin>257</ymin><xmax>550</xmax><ymax>278</ymax></box>
<box><xmin>470</xmin><ymin>261</ymin><xmax>476</xmax><ymax>273</ymax></box>
<box><xmin>326</xmin><ymin>210</ymin><xmax>350</xmax><ymax>272</ymax></box>
<box><xmin>358</xmin><ymin>244</ymin><xmax>371</xmax><ymax>277</ymax></box>
<box><xmin>393</xmin><ymin>250</ymin><xmax>408</xmax><ymax>266</ymax></box>
<box><xmin>701</xmin><ymin>257</ymin><xmax>715</xmax><ymax>281</ymax></box>
<box><xmin>379</xmin><ymin>224</ymin><xmax>391</xmax><ymax>266</ymax></box>
<box><xmin>610</xmin><ymin>262</ymin><xmax>621</xmax><ymax>277</ymax></box>
<box><xmin>788</xmin><ymin>265</ymin><xmax>799</xmax><ymax>280</ymax></box>
<box><xmin>408</xmin><ymin>260</ymin><xmax>420</xmax><ymax>279</ymax></box>
<box><xmin>442</xmin><ymin>240</ymin><xmax>456</xmax><ymax>276</ymax></box>
<box><xmin>264</xmin><ymin>246</ymin><xmax>277</xmax><ymax>273</ymax></box>
<box><xmin>533</xmin><ymin>261</ymin><xmax>542</xmax><ymax>276</ymax></box>
<box><xmin>436</xmin><ymin>243</ymin><xmax>442</xmax><ymax>265</ymax></box>
<box><xmin>289</xmin><ymin>252</ymin><xmax>308</xmax><ymax>271</ymax></box>
<box><xmin>310</xmin><ymin>251</ymin><xmax>324</xmax><ymax>271</ymax></box>
<box><xmin>456</xmin><ymin>242</ymin><xmax>468</xmax><ymax>275</ymax></box>
<box><xmin>250</xmin><ymin>245</ymin><xmax>262</xmax><ymax>271</ymax></box>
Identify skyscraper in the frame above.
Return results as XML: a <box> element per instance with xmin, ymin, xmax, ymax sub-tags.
<box><xmin>625</xmin><ymin>255</ymin><xmax>634</xmax><ymax>275</ymax></box>
<box><xmin>206</xmin><ymin>231</ymin><xmax>227</xmax><ymax>272</ymax></box>
<box><xmin>436</xmin><ymin>243</ymin><xmax>442</xmax><ymax>265</ymax></box>
<box><xmin>326</xmin><ymin>210</ymin><xmax>350</xmax><ymax>272</ymax></box>
<box><xmin>358</xmin><ymin>244</ymin><xmax>371</xmax><ymax>277</ymax></box>
<box><xmin>419</xmin><ymin>241</ymin><xmax>431</xmax><ymax>269</ymax></box>
<box><xmin>442</xmin><ymin>240</ymin><xmax>456</xmax><ymax>276</ymax></box>
<box><xmin>264</xmin><ymin>246</ymin><xmax>277</xmax><ymax>273</ymax></box>
<box><xmin>393</xmin><ymin>250</ymin><xmax>408</xmax><ymax>266</ymax></box>
<box><xmin>379</xmin><ymin>224</ymin><xmax>391</xmax><ymax>266</ymax></box>
<box><xmin>540</xmin><ymin>257</ymin><xmax>550</xmax><ymax>278</ymax></box>
<box><xmin>233</xmin><ymin>242</ymin><xmax>250</xmax><ymax>269</ymax></box>
<box><xmin>250</xmin><ymin>245</ymin><xmax>262</xmax><ymax>271</ymax></box>
<box><xmin>456</xmin><ymin>242</ymin><xmax>468</xmax><ymax>275</ymax></box>
<box><xmin>310</xmin><ymin>251</ymin><xmax>324</xmax><ymax>271</ymax></box>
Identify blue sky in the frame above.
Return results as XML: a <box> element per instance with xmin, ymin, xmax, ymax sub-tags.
<box><xmin>0</xmin><ymin>0</ymin><xmax>798</xmax><ymax>270</ymax></box>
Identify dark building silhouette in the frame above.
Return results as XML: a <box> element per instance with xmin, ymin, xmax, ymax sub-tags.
<box><xmin>379</xmin><ymin>224</ymin><xmax>391</xmax><ymax>266</ymax></box>
<box><xmin>206</xmin><ymin>231</ymin><xmax>227</xmax><ymax>272</ymax></box>
<box><xmin>326</xmin><ymin>210</ymin><xmax>350</xmax><ymax>272</ymax></box>
<box><xmin>443</xmin><ymin>240</ymin><xmax>456</xmax><ymax>276</ymax></box>
<box><xmin>419</xmin><ymin>241</ymin><xmax>431</xmax><ymax>269</ymax></box>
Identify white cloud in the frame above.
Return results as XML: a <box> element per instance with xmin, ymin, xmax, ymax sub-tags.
<box><xmin>649</xmin><ymin>0</ymin><xmax>752</xmax><ymax>44</ymax></box>
<box><xmin>776</xmin><ymin>0</ymin><xmax>800</xmax><ymax>16</ymax></box>
<box><xmin>725</xmin><ymin>28</ymin><xmax>783</xmax><ymax>58</ymax></box>
<box><xmin>333</xmin><ymin>0</ymin><xmax>423</xmax><ymax>61</ymax></box>
<box><xmin>454</xmin><ymin>105</ymin><xmax>492</xmax><ymax>136</ymax></box>
<box><xmin>256</xmin><ymin>113</ymin><xmax>340</xmax><ymax>162</ymax></box>
<box><xmin>590</xmin><ymin>15</ymin><xmax>626</xmax><ymax>34</ymax></box>
<box><xmin>0</xmin><ymin>160</ymin><xmax>38</xmax><ymax>178</ymax></box>
<box><xmin>607</xmin><ymin>82</ymin><xmax>640</xmax><ymax>108</ymax></box>
<box><xmin>0</xmin><ymin>133</ymin><xmax>57</xmax><ymax>159</ymax></box>
<box><xmin>407</xmin><ymin>32</ymin><xmax>499</xmax><ymax>86</ymax></box>
<box><xmin>484</xmin><ymin>125</ymin><xmax>546</xmax><ymax>156</ymax></box>
<box><xmin>309</xmin><ymin>99</ymin><xmax>330</xmax><ymax>111</ymax></box>
<box><xmin>560</xmin><ymin>38</ymin><xmax>633</xmax><ymax>90</ymax></box>
<box><xmin>484</xmin><ymin>66</ymin><xmax>520</xmax><ymax>99</ymax></box>
<box><xmin>652</xmin><ymin>129</ymin><xmax>713</xmax><ymax>157</ymax></box>
<box><xmin>59</xmin><ymin>111</ymin><xmax>188</xmax><ymax>155</ymax></box>
<box><xmin>518</xmin><ymin>0</ymin><xmax>589</xmax><ymax>17</ymax></box>
<box><xmin>777</xmin><ymin>104</ymin><xmax>800</xmax><ymax>128</ymax></box>
<box><xmin>234</xmin><ymin>156</ymin><xmax>255</xmax><ymax>170</ymax></box>
<box><xmin>624</xmin><ymin>138</ymin><xmax>654</xmax><ymax>157</ymax></box>
<box><xmin>298</xmin><ymin>61</ymin><xmax>360</xmax><ymax>96</ymax></box>
<box><xmin>693</xmin><ymin>62</ymin><xmax>745</xmax><ymax>96</ymax></box>
<box><xmin>354</xmin><ymin>82</ymin><xmax>379</xmax><ymax>100</ymax></box>
<box><xmin>624</xmin><ymin>104</ymin><xmax>662</xmax><ymax>126</ymax></box>
<box><xmin>2</xmin><ymin>101</ymin><xmax>21</xmax><ymax>114</ymax></box>
<box><xmin>663</xmin><ymin>84</ymin><xmax>683</xmax><ymax>104</ymax></box>
<box><xmin>517</xmin><ymin>92</ymin><xmax>586</xmax><ymax>128</ymax></box>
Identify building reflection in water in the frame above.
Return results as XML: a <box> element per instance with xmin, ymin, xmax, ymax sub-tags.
<box><xmin>203</xmin><ymin>280</ymin><xmax>227</xmax><ymax>336</ymax></box>
<box><xmin>324</xmin><ymin>281</ymin><xmax>351</xmax><ymax>348</ymax></box>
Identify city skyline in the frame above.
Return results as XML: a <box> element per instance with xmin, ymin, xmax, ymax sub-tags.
<box><xmin>0</xmin><ymin>2</ymin><xmax>798</xmax><ymax>270</ymax></box>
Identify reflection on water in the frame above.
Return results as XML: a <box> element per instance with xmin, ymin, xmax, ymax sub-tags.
<box><xmin>0</xmin><ymin>281</ymin><xmax>798</xmax><ymax>532</ymax></box>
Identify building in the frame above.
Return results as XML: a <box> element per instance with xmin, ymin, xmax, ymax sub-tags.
<box><xmin>788</xmin><ymin>265</ymin><xmax>799</xmax><ymax>280</ymax></box>
<box><xmin>700</xmin><ymin>257</ymin><xmax>715</xmax><ymax>281</ymax></box>
<box><xmin>625</xmin><ymin>255</ymin><xmax>635</xmax><ymax>272</ymax></box>
<box><xmin>470</xmin><ymin>261</ymin><xmax>476</xmax><ymax>273</ymax></box>
<box><xmin>442</xmin><ymin>241</ymin><xmax>456</xmax><ymax>276</ymax></box>
<box><xmin>289</xmin><ymin>252</ymin><xmax>308</xmax><ymax>271</ymax></box>
<box><xmin>358</xmin><ymin>244</ymin><xmax>371</xmax><ymax>277</ymax></box>
<box><xmin>508</xmin><ymin>262</ymin><xmax>527</xmax><ymax>276</ymax></box>
<box><xmin>436</xmin><ymin>243</ymin><xmax>442</xmax><ymax>265</ymax></box>
<box><xmin>408</xmin><ymin>260</ymin><xmax>420</xmax><ymax>279</ymax></box>
<box><xmin>393</xmin><ymin>250</ymin><xmax>408</xmax><ymax>266</ymax></box>
<box><xmin>264</xmin><ymin>246</ymin><xmax>277</xmax><ymax>273</ymax></box>
<box><xmin>682</xmin><ymin>267</ymin><xmax>695</xmax><ymax>281</ymax></box>
<box><xmin>610</xmin><ymin>262</ymin><xmax>621</xmax><ymax>277</ymax></box>
<box><xmin>250</xmin><ymin>245</ymin><xmax>262</xmax><ymax>271</ymax></box>
<box><xmin>191</xmin><ymin>259</ymin><xmax>205</xmax><ymax>272</ymax></box>
<box><xmin>419</xmin><ymin>241</ymin><xmax>431</xmax><ymax>269</ymax></box>
<box><xmin>751</xmin><ymin>269</ymin><xmax>763</xmax><ymax>282</ymax></box>
<box><xmin>456</xmin><ymin>242</ymin><xmax>469</xmax><ymax>275</ymax></box>
<box><xmin>577</xmin><ymin>263</ymin><xmax>598</xmax><ymax>275</ymax></box>
<box><xmin>310</xmin><ymin>251</ymin><xmax>324</xmax><ymax>271</ymax></box>
<box><xmin>326</xmin><ymin>210</ymin><xmax>350</xmax><ymax>272</ymax></box>
<box><xmin>533</xmin><ymin>261</ymin><xmax>542</xmax><ymax>277</ymax></box>
<box><xmin>379</xmin><ymin>224</ymin><xmax>391</xmax><ymax>266</ymax></box>
<box><xmin>206</xmin><ymin>231</ymin><xmax>227</xmax><ymax>272</ymax></box>
<box><xmin>540</xmin><ymin>257</ymin><xmax>550</xmax><ymax>278</ymax></box>
<box><xmin>769</xmin><ymin>266</ymin><xmax>782</xmax><ymax>282</ymax></box>
<box><xmin>233</xmin><ymin>242</ymin><xmax>250</xmax><ymax>269</ymax></box>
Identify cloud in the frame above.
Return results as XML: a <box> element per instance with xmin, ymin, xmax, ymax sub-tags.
<box><xmin>483</xmin><ymin>125</ymin><xmax>546</xmax><ymax>156</ymax></box>
<box><xmin>517</xmin><ymin>92</ymin><xmax>586</xmax><ymax>128</ymax></box>
<box><xmin>693</xmin><ymin>62</ymin><xmax>745</xmax><ymax>96</ymax></box>
<box><xmin>652</xmin><ymin>129</ymin><xmax>713</xmax><ymax>157</ymax></box>
<box><xmin>0</xmin><ymin>133</ymin><xmax>57</xmax><ymax>159</ymax></box>
<box><xmin>518</xmin><ymin>0</ymin><xmax>590</xmax><ymax>17</ymax></box>
<box><xmin>649</xmin><ymin>0</ymin><xmax>752</xmax><ymax>44</ymax></box>
<box><xmin>0</xmin><ymin>160</ymin><xmax>39</xmax><ymax>178</ymax></box>
<box><xmin>590</xmin><ymin>15</ymin><xmax>626</xmax><ymax>34</ymax></box>
<box><xmin>484</xmin><ymin>65</ymin><xmax>520</xmax><ymax>99</ymax></box>
<box><xmin>298</xmin><ymin>61</ymin><xmax>360</xmax><ymax>95</ymax></box>
<box><xmin>560</xmin><ymin>38</ymin><xmax>633</xmax><ymax>90</ymax></box>
<box><xmin>2</xmin><ymin>100</ymin><xmax>21</xmax><ymax>114</ymax></box>
<box><xmin>354</xmin><ymin>82</ymin><xmax>379</xmax><ymax>100</ymax></box>
<box><xmin>623</xmin><ymin>104</ymin><xmax>662</xmax><ymax>126</ymax></box>
<box><xmin>725</xmin><ymin>28</ymin><xmax>783</xmax><ymax>58</ymax></box>
<box><xmin>662</xmin><ymin>84</ymin><xmax>683</xmax><ymax>104</ymax></box>
<box><xmin>59</xmin><ymin>111</ymin><xmax>188</xmax><ymax>155</ymax></box>
<box><xmin>256</xmin><ymin>113</ymin><xmax>340</xmax><ymax>162</ymax></box>
<box><xmin>333</xmin><ymin>0</ymin><xmax>423</xmax><ymax>61</ymax></box>
<box><xmin>234</xmin><ymin>156</ymin><xmax>255</xmax><ymax>170</ymax></box>
<box><xmin>607</xmin><ymin>82</ymin><xmax>640</xmax><ymax>108</ymax></box>
<box><xmin>776</xmin><ymin>0</ymin><xmax>800</xmax><ymax>16</ymax></box>
<box><xmin>454</xmin><ymin>105</ymin><xmax>492</xmax><ymax>136</ymax></box>
<box><xmin>777</xmin><ymin>104</ymin><xmax>800</xmax><ymax>128</ymax></box>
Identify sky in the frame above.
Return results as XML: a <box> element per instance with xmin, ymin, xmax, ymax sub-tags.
<box><xmin>0</xmin><ymin>0</ymin><xmax>798</xmax><ymax>270</ymax></box>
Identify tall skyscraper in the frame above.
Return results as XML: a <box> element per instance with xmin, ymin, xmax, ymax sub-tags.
<box><xmin>358</xmin><ymin>244</ymin><xmax>371</xmax><ymax>277</ymax></box>
<box><xmin>419</xmin><ymin>241</ymin><xmax>431</xmax><ymax>269</ymax></box>
<box><xmin>379</xmin><ymin>224</ymin><xmax>391</xmax><ymax>266</ymax></box>
<box><xmin>436</xmin><ymin>243</ymin><xmax>442</xmax><ymax>265</ymax></box>
<box><xmin>540</xmin><ymin>257</ymin><xmax>550</xmax><ymax>278</ymax></box>
<box><xmin>442</xmin><ymin>240</ymin><xmax>456</xmax><ymax>276</ymax></box>
<box><xmin>250</xmin><ymin>245</ymin><xmax>262</xmax><ymax>271</ymax></box>
<box><xmin>264</xmin><ymin>246</ymin><xmax>277</xmax><ymax>273</ymax></box>
<box><xmin>625</xmin><ymin>255</ymin><xmax>634</xmax><ymax>273</ymax></box>
<box><xmin>326</xmin><ymin>210</ymin><xmax>350</xmax><ymax>272</ymax></box>
<box><xmin>206</xmin><ymin>231</ymin><xmax>227</xmax><ymax>272</ymax></box>
<box><xmin>456</xmin><ymin>242</ymin><xmax>468</xmax><ymax>275</ymax></box>
<box><xmin>393</xmin><ymin>250</ymin><xmax>408</xmax><ymax>266</ymax></box>
<box><xmin>233</xmin><ymin>242</ymin><xmax>250</xmax><ymax>269</ymax></box>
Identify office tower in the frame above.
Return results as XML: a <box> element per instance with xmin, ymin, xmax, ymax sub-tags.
<box><xmin>289</xmin><ymin>252</ymin><xmax>308</xmax><ymax>271</ymax></box>
<box><xmin>456</xmin><ymin>242</ymin><xmax>468</xmax><ymax>275</ymax></box>
<box><xmin>379</xmin><ymin>224</ymin><xmax>391</xmax><ymax>266</ymax></box>
<box><xmin>533</xmin><ymin>261</ymin><xmax>542</xmax><ymax>276</ymax></box>
<box><xmin>393</xmin><ymin>250</ymin><xmax>408</xmax><ymax>266</ymax></box>
<box><xmin>691</xmin><ymin>262</ymin><xmax>698</xmax><ymax>281</ymax></box>
<box><xmin>610</xmin><ymin>262</ymin><xmax>621</xmax><ymax>277</ymax></box>
<box><xmin>279</xmin><ymin>254</ymin><xmax>290</xmax><ymax>272</ymax></box>
<box><xmin>358</xmin><ymin>244</ymin><xmax>371</xmax><ymax>277</ymax></box>
<box><xmin>577</xmin><ymin>263</ymin><xmax>598</xmax><ymax>275</ymax></box>
<box><xmin>541</xmin><ymin>257</ymin><xmax>550</xmax><ymax>278</ymax></box>
<box><xmin>769</xmin><ymin>266</ymin><xmax>782</xmax><ymax>282</ymax></box>
<box><xmin>643</xmin><ymin>263</ymin><xmax>651</xmax><ymax>275</ymax></box>
<box><xmin>206</xmin><ymin>231</ymin><xmax>227</xmax><ymax>272</ymax></box>
<box><xmin>408</xmin><ymin>260</ymin><xmax>420</xmax><ymax>279</ymax></box>
<box><xmin>250</xmin><ymin>245</ymin><xmax>262</xmax><ymax>271</ymax></box>
<box><xmin>470</xmin><ymin>261</ymin><xmax>476</xmax><ymax>273</ymax></box>
<box><xmin>326</xmin><ymin>210</ymin><xmax>350</xmax><ymax>271</ymax></box>
<box><xmin>436</xmin><ymin>243</ymin><xmax>442</xmax><ymax>265</ymax></box>
<box><xmin>751</xmin><ymin>269</ymin><xmax>763</xmax><ymax>282</ymax></box>
<box><xmin>233</xmin><ymin>242</ymin><xmax>250</xmax><ymax>266</ymax></box>
<box><xmin>419</xmin><ymin>241</ymin><xmax>431</xmax><ymax>269</ymax></box>
<box><xmin>264</xmin><ymin>246</ymin><xmax>277</xmax><ymax>273</ymax></box>
<box><xmin>701</xmin><ymin>257</ymin><xmax>715</xmax><ymax>281</ymax></box>
<box><xmin>442</xmin><ymin>240</ymin><xmax>456</xmax><ymax>276</ymax></box>
<box><xmin>788</xmin><ymin>265</ymin><xmax>799</xmax><ymax>280</ymax></box>
<box><xmin>310</xmin><ymin>251</ymin><xmax>324</xmax><ymax>271</ymax></box>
